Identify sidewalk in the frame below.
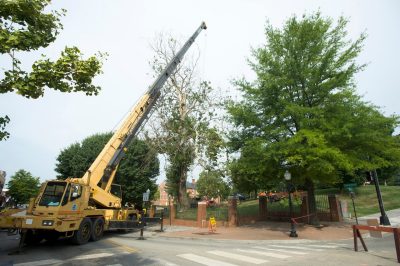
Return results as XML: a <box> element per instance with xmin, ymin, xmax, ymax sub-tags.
<box><xmin>157</xmin><ymin>209</ymin><xmax>400</xmax><ymax>241</ymax></box>
<box><xmin>159</xmin><ymin>222</ymin><xmax>353</xmax><ymax>241</ymax></box>
<box><xmin>357</xmin><ymin>209</ymin><xmax>400</xmax><ymax>226</ymax></box>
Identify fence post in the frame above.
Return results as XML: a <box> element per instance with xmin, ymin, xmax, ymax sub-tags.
<box><xmin>259</xmin><ymin>196</ymin><xmax>267</xmax><ymax>221</ymax></box>
<box><xmin>328</xmin><ymin>194</ymin><xmax>343</xmax><ymax>222</ymax></box>
<box><xmin>228</xmin><ymin>196</ymin><xmax>238</xmax><ymax>227</ymax></box>
<box><xmin>197</xmin><ymin>202</ymin><xmax>207</xmax><ymax>228</ymax></box>
<box><xmin>170</xmin><ymin>204</ymin><xmax>176</xmax><ymax>226</ymax></box>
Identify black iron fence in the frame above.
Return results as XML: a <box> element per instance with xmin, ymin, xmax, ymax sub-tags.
<box><xmin>315</xmin><ymin>194</ymin><xmax>330</xmax><ymax>214</ymax></box>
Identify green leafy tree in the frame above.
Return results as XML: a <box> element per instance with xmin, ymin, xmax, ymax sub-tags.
<box><xmin>196</xmin><ymin>169</ymin><xmax>230</xmax><ymax>200</ymax></box>
<box><xmin>0</xmin><ymin>0</ymin><xmax>106</xmax><ymax>140</ymax></box>
<box><xmin>227</xmin><ymin>12</ymin><xmax>400</xmax><ymax>225</ymax></box>
<box><xmin>55</xmin><ymin>133</ymin><xmax>159</xmax><ymax>206</ymax></box>
<box><xmin>0</xmin><ymin>116</ymin><xmax>10</xmax><ymax>140</ymax></box>
<box><xmin>7</xmin><ymin>169</ymin><xmax>40</xmax><ymax>205</ymax></box>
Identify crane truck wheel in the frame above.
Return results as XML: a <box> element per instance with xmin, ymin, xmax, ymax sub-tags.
<box><xmin>90</xmin><ymin>217</ymin><xmax>104</xmax><ymax>241</ymax></box>
<box><xmin>70</xmin><ymin>218</ymin><xmax>92</xmax><ymax>245</ymax></box>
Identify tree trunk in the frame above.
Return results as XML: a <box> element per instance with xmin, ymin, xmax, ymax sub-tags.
<box><xmin>305</xmin><ymin>177</ymin><xmax>320</xmax><ymax>226</ymax></box>
<box><xmin>178</xmin><ymin>168</ymin><xmax>189</xmax><ymax>211</ymax></box>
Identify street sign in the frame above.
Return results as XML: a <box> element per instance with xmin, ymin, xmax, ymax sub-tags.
<box><xmin>344</xmin><ymin>183</ymin><xmax>357</xmax><ymax>192</ymax></box>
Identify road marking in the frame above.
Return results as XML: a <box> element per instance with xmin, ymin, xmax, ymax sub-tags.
<box><xmin>254</xmin><ymin>246</ymin><xmax>307</xmax><ymax>255</ymax></box>
<box><xmin>107</xmin><ymin>264</ymin><xmax>123</xmax><ymax>266</ymax></box>
<box><xmin>177</xmin><ymin>253</ymin><xmax>238</xmax><ymax>266</ymax></box>
<box><xmin>269</xmin><ymin>245</ymin><xmax>324</xmax><ymax>251</ymax></box>
<box><xmin>105</xmin><ymin>239</ymin><xmax>138</xmax><ymax>253</ymax></box>
<box><xmin>16</xmin><ymin>252</ymin><xmax>117</xmax><ymax>266</ymax></box>
<box><xmin>236</xmin><ymin>249</ymin><xmax>290</xmax><ymax>259</ymax></box>
<box><xmin>71</xmin><ymin>252</ymin><xmax>114</xmax><ymax>260</ymax></box>
<box><xmin>15</xmin><ymin>259</ymin><xmax>62</xmax><ymax>266</ymax></box>
<box><xmin>305</xmin><ymin>244</ymin><xmax>338</xmax><ymax>248</ymax></box>
<box><xmin>208</xmin><ymin>250</ymin><xmax>268</xmax><ymax>264</ymax></box>
<box><xmin>152</xmin><ymin>258</ymin><xmax>179</xmax><ymax>266</ymax></box>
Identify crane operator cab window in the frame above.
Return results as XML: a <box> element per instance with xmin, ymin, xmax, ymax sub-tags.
<box><xmin>39</xmin><ymin>182</ymin><xmax>67</xmax><ymax>207</ymax></box>
<box><xmin>70</xmin><ymin>184</ymin><xmax>82</xmax><ymax>201</ymax></box>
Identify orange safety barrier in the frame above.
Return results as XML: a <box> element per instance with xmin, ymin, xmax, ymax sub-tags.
<box><xmin>353</xmin><ymin>224</ymin><xmax>400</xmax><ymax>263</ymax></box>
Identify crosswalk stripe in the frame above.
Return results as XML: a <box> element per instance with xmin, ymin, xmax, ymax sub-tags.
<box><xmin>208</xmin><ymin>250</ymin><xmax>268</xmax><ymax>264</ymax></box>
<box><xmin>177</xmin><ymin>253</ymin><xmax>238</xmax><ymax>266</ymax></box>
<box><xmin>269</xmin><ymin>245</ymin><xmax>324</xmax><ymax>251</ymax></box>
<box><xmin>327</xmin><ymin>243</ymin><xmax>347</xmax><ymax>246</ymax></box>
<box><xmin>15</xmin><ymin>252</ymin><xmax>115</xmax><ymax>266</ymax></box>
<box><xmin>15</xmin><ymin>259</ymin><xmax>62</xmax><ymax>266</ymax></box>
<box><xmin>254</xmin><ymin>246</ymin><xmax>307</xmax><ymax>255</ymax></box>
<box><xmin>71</xmin><ymin>252</ymin><xmax>114</xmax><ymax>260</ymax></box>
<box><xmin>236</xmin><ymin>249</ymin><xmax>290</xmax><ymax>259</ymax></box>
<box><xmin>306</xmin><ymin>245</ymin><xmax>338</xmax><ymax>249</ymax></box>
<box><xmin>152</xmin><ymin>258</ymin><xmax>179</xmax><ymax>266</ymax></box>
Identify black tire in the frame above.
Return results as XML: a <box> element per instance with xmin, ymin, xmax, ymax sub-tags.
<box><xmin>90</xmin><ymin>217</ymin><xmax>104</xmax><ymax>241</ymax></box>
<box><xmin>23</xmin><ymin>230</ymin><xmax>43</xmax><ymax>245</ymax></box>
<box><xmin>70</xmin><ymin>218</ymin><xmax>92</xmax><ymax>245</ymax></box>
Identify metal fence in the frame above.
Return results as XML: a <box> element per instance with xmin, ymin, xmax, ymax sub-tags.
<box><xmin>152</xmin><ymin>205</ymin><xmax>170</xmax><ymax>218</ymax></box>
<box><xmin>207</xmin><ymin>204</ymin><xmax>228</xmax><ymax>221</ymax></box>
<box><xmin>175</xmin><ymin>204</ymin><xmax>198</xmax><ymax>220</ymax></box>
<box><xmin>315</xmin><ymin>194</ymin><xmax>330</xmax><ymax>214</ymax></box>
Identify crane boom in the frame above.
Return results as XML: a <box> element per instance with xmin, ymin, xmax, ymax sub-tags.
<box><xmin>79</xmin><ymin>22</ymin><xmax>207</xmax><ymax>208</ymax></box>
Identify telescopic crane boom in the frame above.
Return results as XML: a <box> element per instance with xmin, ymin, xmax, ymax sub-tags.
<box><xmin>77</xmin><ymin>22</ymin><xmax>207</xmax><ymax>209</ymax></box>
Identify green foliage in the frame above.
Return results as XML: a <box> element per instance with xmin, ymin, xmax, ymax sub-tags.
<box><xmin>115</xmin><ymin>138</ymin><xmax>159</xmax><ymax>205</ymax></box>
<box><xmin>227</xmin><ymin>12</ymin><xmax>400</xmax><ymax>192</ymax></box>
<box><xmin>0</xmin><ymin>115</ymin><xmax>10</xmax><ymax>141</ymax></box>
<box><xmin>196</xmin><ymin>170</ymin><xmax>229</xmax><ymax>199</ymax></box>
<box><xmin>0</xmin><ymin>0</ymin><xmax>105</xmax><ymax>139</ymax></box>
<box><xmin>55</xmin><ymin>133</ymin><xmax>112</xmax><ymax>179</ymax></box>
<box><xmin>7</xmin><ymin>169</ymin><xmax>40</xmax><ymax>205</ymax></box>
<box><xmin>55</xmin><ymin>133</ymin><xmax>159</xmax><ymax>205</ymax></box>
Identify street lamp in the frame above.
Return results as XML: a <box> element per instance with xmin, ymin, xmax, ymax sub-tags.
<box><xmin>284</xmin><ymin>170</ymin><xmax>298</xmax><ymax>238</ymax></box>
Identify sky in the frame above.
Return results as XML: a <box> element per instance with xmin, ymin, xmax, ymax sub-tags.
<box><xmin>0</xmin><ymin>0</ymin><xmax>399</xmax><ymax>185</ymax></box>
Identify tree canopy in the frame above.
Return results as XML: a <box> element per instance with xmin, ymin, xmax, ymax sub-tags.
<box><xmin>0</xmin><ymin>0</ymin><xmax>105</xmax><ymax>140</ymax></box>
<box><xmin>7</xmin><ymin>169</ymin><xmax>40</xmax><ymax>205</ymax></box>
<box><xmin>227</xmin><ymin>12</ymin><xmax>400</xmax><ymax>223</ymax></box>
<box><xmin>55</xmin><ymin>133</ymin><xmax>159</xmax><ymax>206</ymax></box>
<box><xmin>196</xmin><ymin>169</ymin><xmax>230</xmax><ymax>200</ymax></box>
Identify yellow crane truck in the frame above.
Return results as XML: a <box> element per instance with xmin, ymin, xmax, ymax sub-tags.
<box><xmin>0</xmin><ymin>22</ymin><xmax>206</xmax><ymax>245</ymax></box>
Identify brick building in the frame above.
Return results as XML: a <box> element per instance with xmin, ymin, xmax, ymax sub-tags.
<box><xmin>156</xmin><ymin>179</ymin><xmax>198</xmax><ymax>206</ymax></box>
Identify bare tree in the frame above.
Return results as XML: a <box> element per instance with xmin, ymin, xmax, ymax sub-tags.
<box><xmin>145</xmin><ymin>33</ymin><xmax>216</xmax><ymax>209</ymax></box>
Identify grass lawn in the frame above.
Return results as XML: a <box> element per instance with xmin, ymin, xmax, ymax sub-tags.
<box><xmin>237</xmin><ymin>199</ymin><xmax>259</xmax><ymax>216</ymax></box>
<box><xmin>233</xmin><ymin>185</ymin><xmax>400</xmax><ymax>218</ymax></box>
<box><xmin>172</xmin><ymin>186</ymin><xmax>400</xmax><ymax>221</ymax></box>
<box><xmin>337</xmin><ymin>185</ymin><xmax>400</xmax><ymax>217</ymax></box>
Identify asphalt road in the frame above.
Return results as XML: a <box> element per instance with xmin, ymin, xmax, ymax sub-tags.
<box><xmin>0</xmin><ymin>228</ymin><xmax>399</xmax><ymax>266</ymax></box>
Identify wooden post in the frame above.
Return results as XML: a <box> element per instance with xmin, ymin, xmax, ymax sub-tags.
<box><xmin>394</xmin><ymin>228</ymin><xmax>400</xmax><ymax>263</ymax></box>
